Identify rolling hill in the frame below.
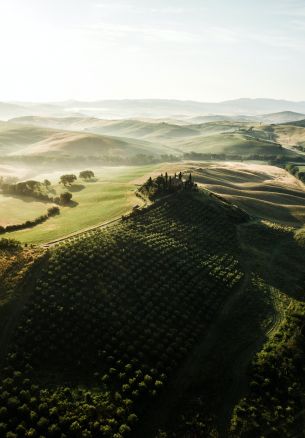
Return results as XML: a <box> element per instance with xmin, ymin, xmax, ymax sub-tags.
<box><xmin>282</xmin><ymin>118</ymin><xmax>305</xmax><ymax>128</ymax></box>
<box><xmin>0</xmin><ymin>121</ymin><xmax>174</xmax><ymax>159</ymax></box>
<box><xmin>174</xmin><ymin>131</ymin><xmax>286</xmax><ymax>156</ymax></box>
<box><xmin>0</xmin><ymin>122</ymin><xmax>60</xmax><ymax>155</ymax></box>
<box><xmin>9</xmin><ymin>117</ymin><xmax>249</xmax><ymax>143</ymax></box>
<box><xmin>272</xmin><ymin>124</ymin><xmax>305</xmax><ymax>149</ymax></box>
<box><xmin>8</xmin><ymin>116</ymin><xmax>101</xmax><ymax>131</ymax></box>
<box><xmin>190</xmin><ymin>162</ymin><xmax>305</xmax><ymax>226</ymax></box>
<box><xmin>2</xmin><ymin>98</ymin><xmax>305</xmax><ymax>120</ymax></box>
<box><xmin>1</xmin><ymin>186</ymin><xmax>305</xmax><ymax>437</ymax></box>
<box><xmin>260</xmin><ymin>111</ymin><xmax>305</xmax><ymax>124</ymax></box>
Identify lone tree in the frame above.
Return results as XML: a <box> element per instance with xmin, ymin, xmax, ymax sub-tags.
<box><xmin>60</xmin><ymin>174</ymin><xmax>77</xmax><ymax>186</ymax></box>
<box><xmin>43</xmin><ymin>179</ymin><xmax>51</xmax><ymax>188</ymax></box>
<box><xmin>60</xmin><ymin>192</ymin><xmax>72</xmax><ymax>205</ymax></box>
<box><xmin>79</xmin><ymin>170</ymin><xmax>95</xmax><ymax>180</ymax></box>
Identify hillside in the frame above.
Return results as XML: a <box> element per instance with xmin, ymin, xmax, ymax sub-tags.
<box><xmin>86</xmin><ymin>119</ymin><xmax>200</xmax><ymax>140</ymax></box>
<box><xmin>174</xmin><ymin>131</ymin><xmax>286</xmax><ymax>156</ymax></box>
<box><xmin>283</xmin><ymin>118</ymin><xmax>305</xmax><ymax>128</ymax></box>
<box><xmin>3</xmin><ymin>99</ymin><xmax>305</xmax><ymax>120</ymax></box>
<box><xmin>6</xmin><ymin>117</ymin><xmax>305</xmax><ymax>161</ymax></box>
<box><xmin>0</xmin><ymin>122</ymin><xmax>59</xmax><ymax>155</ymax></box>
<box><xmin>273</xmin><ymin>124</ymin><xmax>305</xmax><ymax>149</ymax></box>
<box><xmin>190</xmin><ymin>162</ymin><xmax>305</xmax><ymax>226</ymax></box>
<box><xmin>0</xmin><ymin>122</ymin><xmax>173</xmax><ymax>159</ymax></box>
<box><xmin>9</xmin><ymin>116</ymin><xmax>101</xmax><ymax>131</ymax></box>
<box><xmin>12</xmin><ymin>131</ymin><xmax>168</xmax><ymax>158</ymax></box>
<box><xmin>259</xmin><ymin>111</ymin><xmax>305</xmax><ymax>124</ymax></box>
<box><xmin>1</xmin><ymin>187</ymin><xmax>305</xmax><ymax>437</ymax></box>
<box><xmin>8</xmin><ymin>117</ymin><xmax>245</xmax><ymax>142</ymax></box>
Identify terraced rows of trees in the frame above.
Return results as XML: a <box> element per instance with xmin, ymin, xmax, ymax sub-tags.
<box><xmin>230</xmin><ymin>302</ymin><xmax>305</xmax><ymax>437</ymax></box>
<box><xmin>0</xmin><ymin>190</ymin><xmax>247</xmax><ymax>437</ymax></box>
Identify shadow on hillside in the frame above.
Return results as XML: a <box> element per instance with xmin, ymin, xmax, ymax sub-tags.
<box><xmin>68</xmin><ymin>184</ymin><xmax>85</xmax><ymax>192</ymax></box>
<box><xmin>82</xmin><ymin>178</ymin><xmax>98</xmax><ymax>183</ymax></box>
<box><xmin>237</xmin><ymin>221</ymin><xmax>305</xmax><ymax>302</ymax></box>
<box><xmin>0</xmin><ymin>193</ymin><xmax>52</xmax><ymax>205</ymax></box>
<box><xmin>66</xmin><ymin>200</ymin><xmax>79</xmax><ymax>208</ymax></box>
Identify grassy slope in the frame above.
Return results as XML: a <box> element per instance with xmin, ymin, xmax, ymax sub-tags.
<box><xmin>0</xmin><ymin>121</ymin><xmax>172</xmax><ymax>158</ymax></box>
<box><xmin>6</xmin><ymin>118</ymin><xmax>303</xmax><ymax>160</ymax></box>
<box><xmin>86</xmin><ymin>120</ymin><xmax>244</xmax><ymax>141</ymax></box>
<box><xmin>1</xmin><ymin>189</ymin><xmax>305</xmax><ymax>437</ymax></box>
<box><xmin>0</xmin><ymin>189</ymin><xmax>246</xmax><ymax>437</ymax></box>
<box><xmin>0</xmin><ymin>195</ymin><xmax>54</xmax><ymax>227</ymax></box>
<box><xmin>190</xmin><ymin>162</ymin><xmax>305</xmax><ymax>226</ymax></box>
<box><xmin>0</xmin><ymin>122</ymin><xmax>57</xmax><ymax>155</ymax></box>
<box><xmin>174</xmin><ymin>131</ymin><xmax>285</xmax><ymax>155</ymax></box>
<box><xmin>3</xmin><ymin>165</ymin><xmax>157</xmax><ymax>244</ymax></box>
<box><xmin>282</xmin><ymin>118</ymin><xmax>305</xmax><ymax>128</ymax></box>
<box><xmin>273</xmin><ymin>124</ymin><xmax>305</xmax><ymax>148</ymax></box>
<box><xmin>9</xmin><ymin>116</ymin><xmax>101</xmax><ymax>131</ymax></box>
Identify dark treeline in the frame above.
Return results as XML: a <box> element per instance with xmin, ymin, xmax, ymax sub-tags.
<box><xmin>286</xmin><ymin>163</ymin><xmax>305</xmax><ymax>183</ymax></box>
<box><xmin>183</xmin><ymin>151</ymin><xmax>302</xmax><ymax>164</ymax></box>
<box><xmin>0</xmin><ymin>206</ymin><xmax>60</xmax><ymax>235</ymax></box>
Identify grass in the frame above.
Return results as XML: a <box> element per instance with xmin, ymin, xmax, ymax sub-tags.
<box><xmin>2</xmin><ymin>165</ymin><xmax>157</xmax><ymax>244</ymax></box>
<box><xmin>0</xmin><ymin>195</ymin><xmax>53</xmax><ymax>227</ymax></box>
<box><xmin>273</xmin><ymin>124</ymin><xmax>305</xmax><ymax>147</ymax></box>
<box><xmin>189</xmin><ymin>162</ymin><xmax>305</xmax><ymax>226</ymax></box>
<box><xmin>174</xmin><ymin>132</ymin><xmax>285</xmax><ymax>155</ymax></box>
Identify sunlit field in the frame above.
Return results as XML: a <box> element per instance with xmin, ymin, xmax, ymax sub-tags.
<box><xmin>2</xmin><ymin>165</ymin><xmax>157</xmax><ymax>244</ymax></box>
<box><xmin>0</xmin><ymin>195</ymin><xmax>54</xmax><ymax>227</ymax></box>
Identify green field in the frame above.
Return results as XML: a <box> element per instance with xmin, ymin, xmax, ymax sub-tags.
<box><xmin>174</xmin><ymin>132</ymin><xmax>286</xmax><ymax>155</ymax></box>
<box><xmin>0</xmin><ymin>195</ymin><xmax>53</xmax><ymax>227</ymax></box>
<box><xmin>2</xmin><ymin>165</ymin><xmax>157</xmax><ymax>244</ymax></box>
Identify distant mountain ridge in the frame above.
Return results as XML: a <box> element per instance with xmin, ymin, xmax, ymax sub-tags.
<box><xmin>2</xmin><ymin>98</ymin><xmax>305</xmax><ymax>120</ymax></box>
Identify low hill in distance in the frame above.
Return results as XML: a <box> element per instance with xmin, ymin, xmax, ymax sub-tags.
<box><xmin>0</xmin><ymin>122</ymin><xmax>60</xmax><ymax>155</ymax></box>
<box><xmin>282</xmin><ymin>119</ymin><xmax>305</xmax><ymax>128</ymax></box>
<box><xmin>8</xmin><ymin>116</ymin><xmax>101</xmax><ymax>131</ymax></box>
<box><xmin>0</xmin><ymin>121</ymin><xmax>174</xmax><ymax>160</ymax></box>
<box><xmin>8</xmin><ymin>117</ymin><xmax>246</xmax><ymax>140</ymax></box>
<box><xmin>3</xmin><ymin>98</ymin><xmax>305</xmax><ymax>120</ymax></box>
<box><xmin>8</xmin><ymin>114</ymin><xmax>305</xmax><ymax>159</ymax></box>
<box><xmin>173</xmin><ymin>131</ymin><xmax>287</xmax><ymax>157</ymax></box>
<box><xmin>259</xmin><ymin>111</ymin><xmax>305</xmax><ymax>124</ymax></box>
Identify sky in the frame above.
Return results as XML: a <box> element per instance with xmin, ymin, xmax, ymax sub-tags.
<box><xmin>0</xmin><ymin>0</ymin><xmax>305</xmax><ymax>102</ymax></box>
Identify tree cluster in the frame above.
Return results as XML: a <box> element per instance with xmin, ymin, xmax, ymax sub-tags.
<box><xmin>79</xmin><ymin>170</ymin><xmax>95</xmax><ymax>180</ymax></box>
<box><xmin>139</xmin><ymin>172</ymin><xmax>197</xmax><ymax>200</ymax></box>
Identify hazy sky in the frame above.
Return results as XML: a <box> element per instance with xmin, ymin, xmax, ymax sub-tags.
<box><xmin>0</xmin><ymin>0</ymin><xmax>305</xmax><ymax>102</ymax></box>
